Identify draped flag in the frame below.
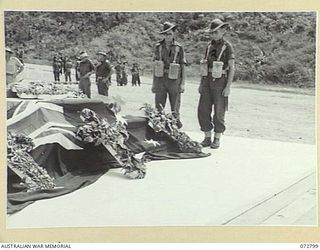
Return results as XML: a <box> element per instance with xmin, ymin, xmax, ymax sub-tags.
<box><xmin>7</xmin><ymin>98</ymin><xmax>209</xmax><ymax>214</ymax></box>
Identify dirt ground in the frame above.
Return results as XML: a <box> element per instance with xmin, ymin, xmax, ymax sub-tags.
<box><xmin>18</xmin><ymin>64</ymin><xmax>316</xmax><ymax>145</ymax></box>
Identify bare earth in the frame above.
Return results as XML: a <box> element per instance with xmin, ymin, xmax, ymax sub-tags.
<box><xmin>18</xmin><ymin>63</ymin><xmax>315</xmax><ymax>145</ymax></box>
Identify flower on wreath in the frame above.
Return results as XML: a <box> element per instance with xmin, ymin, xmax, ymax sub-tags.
<box><xmin>140</xmin><ymin>103</ymin><xmax>202</xmax><ymax>154</ymax></box>
<box><xmin>76</xmin><ymin>108</ymin><xmax>146</xmax><ymax>179</ymax></box>
<box><xmin>7</xmin><ymin>132</ymin><xmax>56</xmax><ymax>191</ymax></box>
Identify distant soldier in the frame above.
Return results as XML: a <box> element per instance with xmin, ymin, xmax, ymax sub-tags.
<box><xmin>95</xmin><ymin>51</ymin><xmax>113</xmax><ymax>96</ymax></box>
<box><xmin>151</xmin><ymin>22</ymin><xmax>186</xmax><ymax>129</ymax></box>
<box><xmin>16</xmin><ymin>49</ymin><xmax>24</xmax><ymax>65</ymax></box>
<box><xmin>60</xmin><ymin>55</ymin><xmax>66</xmax><ymax>74</ymax></box>
<box><xmin>64</xmin><ymin>57</ymin><xmax>73</xmax><ymax>82</ymax></box>
<box><xmin>6</xmin><ymin>47</ymin><xmax>24</xmax><ymax>97</ymax></box>
<box><xmin>131</xmin><ymin>63</ymin><xmax>141</xmax><ymax>86</ymax></box>
<box><xmin>52</xmin><ymin>56</ymin><xmax>61</xmax><ymax>82</ymax></box>
<box><xmin>120</xmin><ymin>61</ymin><xmax>128</xmax><ymax>86</ymax></box>
<box><xmin>197</xmin><ymin>19</ymin><xmax>235</xmax><ymax>149</ymax></box>
<box><xmin>114</xmin><ymin>62</ymin><xmax>122</xmax><ymax>86</ymax></box>
<box><xmin>75</xmin><ymin>57</ymin><xmax>81</xmax><ymax>83</ymax></box>
<box><xmin>6</xmin><ymin>47</ymin><xmax>24</xmax><ymax>85</ymax></box>
<box><xmin>78</xmin><ymin>52</ymin><xmax>95</xmax><ymax>98</ymax></box>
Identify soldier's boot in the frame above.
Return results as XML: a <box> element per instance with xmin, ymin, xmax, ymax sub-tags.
<box><xmin>210</xmin><ymin>137</ymin><xmax>220</xmax><ymax>149</ymax></box>
<box><xmin>200</xmin><ymin>137</ymin><xmax>211</xmax><ymax>147</ymax></box>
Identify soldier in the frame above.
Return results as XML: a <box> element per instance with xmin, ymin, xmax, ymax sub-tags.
<box><xmin>197</xmin><ymin>19</ymin><xmax>235</xmax><ymax>149</ymax></box>
<box><xmin>120</xmin><ymin>61</ymin><xmax>128</xmax><ymax>86</ymax></box>
<box><xmin>75</xmin><ymin>56</ymin><xmax>81</xmax><ymax>83</ymax></box>
<box><xmin>64</xmin><ymin>57</ymin><xmax>73</xmax><ymax>82</ymax></box>
<box><xmin>114</xmin><ymin>61</ymin><xmax>122</xmax><ymax>86</ymax></box>
<box><xmin>95</xmin><ymin>51</ymin><xmax>113</xmax><ymax>96</ymax></box>
<box><xmin>6</xmin><ymin>47</ymin><xmax>24</xmax><ymax>97</ymax></box>
<box><xmin>6</xmin><ymin>47</ymin><xmax>24</xmax><ymax>85</ymax></box>
<box><xmin>78</xmin><ymin>51</ymin><xmax>95</xmax><ymax>98</ymax></box>
<box><xmin>131</xmin><ymin>62</ymin><xmax>141</xmax><ymax>86</ymax></box>
<box><xmin>52</xmin><ymin>56</ymin><xmax>61</xmax><ymax>82</ymax></box>
<box><xmin>151</xmin><ymin>22</ymin><xmax>186</xmax><ymax>129</ymax></box>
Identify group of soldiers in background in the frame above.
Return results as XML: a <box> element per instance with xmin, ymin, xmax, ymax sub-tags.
<box><xmin>52</xmin><ymin>55</ymin><xmax>73</xmax><ymax>82</ymax></box>
<box><xmin>115</xmin><ymin>61</ymin><xmax>141</xmax><ymax>87</ymax></box>
<box><xmin>52</xmin><ymin>54</ymin><xmax>142</xmax><ymax>96</ymax></box>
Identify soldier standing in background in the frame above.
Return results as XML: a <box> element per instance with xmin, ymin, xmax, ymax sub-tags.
<box><xmin>151</xmin><ymin>22</ymin><xmax>186</xmax><ymax>129</ymax></box>
<box><xmin>95</xmin><ymin>51</ymin><xmax>113</xmax><ymax>96</ymax></box>
<box><xmin>6</xmin><ymin>47</ymin><xmax>24</xmax><ymax>97</ymax></box>
<box><xmin>120</xmin><ymin>61</ymin><xmax>128</xmax><ymax>86</ymax></box>
<box><xmin>52</xmin><ymin>56</ymin><xmax>61</xmax><ymax>82</ymax></box>
<box><xmin>78</xmin><ymin>51</ymin><xmax>95</xmax><ymax>98</ymax></box>
<box><xmin>60</xmin><ymin>55</ymin><xmax>66</xmax><ymax>74</ymax></box>
<box><xmin>197</xmin><ymin>19</ymin><xmax>235</xmax><ymax>149</ymax></box>
<box><xmin>131</xmin><ymin>62</ymin><xmax>141</xmax><ymax>86</ymax></box>
<box><xmin>114</xmin><ymin>61</ymin><xmax>122</xmax><ymax>86</ymax></box>
<box><xmin>75</xmin><ymin>56</ymin><xmax>81</xmax><ymax>83</ymax></box>
<box><xmin>6</xmin><ymin>47</ymin><xmax>24</xmax><ymax>85</ymax></box>
<box><xmin>64</xmin><ymin>57</ymin><xmax>73</xmax><ymax>82</ymax></box>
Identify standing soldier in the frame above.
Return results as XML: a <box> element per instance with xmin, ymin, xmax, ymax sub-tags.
<box><xmin>120</xmin><ymin>61</ymin><xmax>128</xmax><ymax>86</ymax></box>
<box><xmin>151</xmin><ymin>22</ymin><xmax>186</xmax><ymax>129</ymax></box>
<box><xmin>78</xmin><ymin>51</ymin><xmax>95</xmax><ymax>98</ymax></box>
<box><xmin>95</xmin><ymin>51</ymin><xmax>113</xmax><ymax>96</ymax></box>
<box><xmin>114</xmin><ymin>61</ymin><xmax>122</xmax><ymax>86</ymax></box>
<box><xmin>197</xmin><ymin>19</ymin><xmax>235</xmax><ymax>149</ymax></box>
<box><xmin>75</xmin><ymin>56</ymin><xmax>81</xmax><ymax>83</ymax></box>
<box><xmin>64</xmin><ymin>57</ymin><xmax>73</xmax><ymax>83</ymax></box>
<box><xmin>131</xmin><ymin>62</ymin><xmax>141</xmax><ymax>86</ymax></box>
<box><xmin>52</xmin><ymin>56</ymin><xmax>61</xmax><ymax>83</ymax></box>
<box><xmin>6</xmin><ymin>47</ymin><xmax>24</xmax><ymax>97</ymax></box>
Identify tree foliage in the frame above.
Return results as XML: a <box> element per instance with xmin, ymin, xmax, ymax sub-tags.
<box><xmin>5</xmin><ymin>11</ymin><xmax>316</xmax><ymax>87</ymax></box>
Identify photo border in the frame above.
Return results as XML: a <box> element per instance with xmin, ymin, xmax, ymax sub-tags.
<box><xmin>0</xmin><ymin>0</ymin><xmax>319</xmax><ymax>242</ymax></box>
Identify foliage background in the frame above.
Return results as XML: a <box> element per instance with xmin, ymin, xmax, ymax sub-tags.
<box><xmin>4</xmin><ymin>11</ymin><xmax>316</xmax><ymax>87</ymax></box>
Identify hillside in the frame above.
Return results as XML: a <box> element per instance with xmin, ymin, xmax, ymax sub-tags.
<box><xmin>4</xmin><ymin>11</ymin><xmax>316</xmax><ymax>87</ymax></box>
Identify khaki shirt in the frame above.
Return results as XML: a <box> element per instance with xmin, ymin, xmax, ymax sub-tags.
<box><xmin>79</xmin><ymin>59</ymin><xmax>95</xmax><ymax>77</ymax></box>
<box><xmin>6</xmin><ymin>57</ymin><xmax>23</xmax><ymax>75</ymax></box>
<box><xmin>153</xmin><ymin>39</ymin><xmax>186</xmax><ymax>69</ymax></box>
<box><xmin>203</xmin><ymin>38</ymin><xmax>235</xmax><ymax>70</ymax></box>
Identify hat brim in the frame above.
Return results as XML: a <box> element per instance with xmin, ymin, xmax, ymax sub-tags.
<box><xmin>97</xmin><ymin>52</ymin><xmax>107</xmax><ymax>57</ymax></box>
<box><xmin>159</xmin><ymin>25</ymin><xmax>177</xmax><ymax>34</ymax></box>
<box><xmin>205</xmin><ymin>23</ymin><xmax>229</xmax><ymax>33</ymax></box>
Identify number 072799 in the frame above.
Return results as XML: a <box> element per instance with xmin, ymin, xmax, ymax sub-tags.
<box><xmin>300</xmin><ymin>244</ymin><xmax>319</xmax><ymax>248</ymax></box>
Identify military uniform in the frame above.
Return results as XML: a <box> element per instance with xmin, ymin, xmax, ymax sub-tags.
<box><xmin>96</xmin><ymin>60</ymin><xmax>112</xmax><ymax>96</ymax></box>
<box><xmin>114</xmin><ymin>64</ymin><xmax>122</xmax><ymax>86</ymax></box>
<box><xmin>52</xmin><ymin>60</ymin><xmax>61</xmax><ymax>82</ymax></box>
<box><xmin>131</xmin><ymin>64</ymin><xmax>141</xmax><ymax>86</ymax></box>
<box><xmin>153</xmin><ymin>39</ymin><xmax>185</xmax><ymax>116</ymax></box>
<box><xmin>64</xmin><ymin>60</ymin><xmax>73</xmax><ymax>82</ymax></box>
<box><xmin>198</xmin><ymin>38</ymin><xmax>234</xmax><ymax>134</ymax></box>
<box><xmin>79</xmin><ymin>58</ymin><xmax>95</xmax><ymax>98</ymax></box>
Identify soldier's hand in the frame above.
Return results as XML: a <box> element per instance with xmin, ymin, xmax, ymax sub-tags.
<box><xmin>179</xmin><ymin>85</ymin><xmax>185</xmax><ymax>93</ymax></box>
<box><xmin>198</xmin><ymin>85</ymin><xmax>203</xmax><ymax>94</ymax></box>
<box><xmin>222</xmin><ymin>87</ymin><xmax>231</xmax><ymax>97</ymax></box>
<box><xmin>151</xmin><ymin>85</ymin><xmax>156</xmax><ymax>93</ymax></box>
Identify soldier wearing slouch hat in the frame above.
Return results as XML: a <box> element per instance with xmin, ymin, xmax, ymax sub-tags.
<box><xmin>198</xmin><ymin>18</ymin><xmax>235</xmax><ymax>149</ymax></box>
<box><xmin>151</xmin><ymin>21</ymin><xmax>186</xmax><ymax>129</ymax></box>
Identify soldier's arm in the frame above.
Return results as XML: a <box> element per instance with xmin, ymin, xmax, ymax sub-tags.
<box><xmin>84</xmin><ymin>60</ymin><xmax>95</xmax><ymax>78</ymax></box>
<box><xmin>225</xmin><ymin>59</ymin><xmax>235</xmax><ymax>89</ymax></box>
<box><xmin>222</xmin><ymin>42</ymin><xmax>235</xmax><ymax>96</ymax></box>
<box><xmin>15</xmin><ymin>57</ymin><xmax>24</xmax><ymax>75</ymax></box>
<box><xmin>179</xmin><ymin>46</ymin><xmax>186</xmax><ymax>92</ymax></box>
<box><xmin>106</xmin><ymin>62</ymin><xmax>114</xmax><ymax>79</ymax></box>
<box><xmin>152</xmin><ymin>45</ymin><xmax>158</xmax><ymax>93</ymax></box>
